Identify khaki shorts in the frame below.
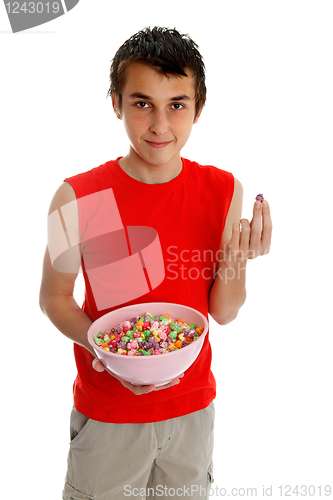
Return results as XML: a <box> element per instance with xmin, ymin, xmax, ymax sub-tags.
<box><xmin>62</xmin><ymin>402</ymin><xmax>215</xmax><ymax>500</ymax></box>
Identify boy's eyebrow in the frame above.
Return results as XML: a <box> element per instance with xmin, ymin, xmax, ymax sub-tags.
<box><xmin>129</xmin><ymin>92</ymin><xmax>192</xmax><ymax>101</ymax></box>
<box><xmin>171</xmin><ymin>95</ymin><xmax>191</xmax><ymax>101</ymax></box>
<box><xmin>129</xmin><ymin>93</ymin><xmax>151</xmax><ymax>100</ymax></box>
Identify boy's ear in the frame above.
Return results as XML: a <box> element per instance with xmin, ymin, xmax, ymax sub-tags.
<box><xmin>193</xmin><ymin>100</ymin><xmax>204</xmax><ymax>124</ymax></box>
<box><xmin>112</xmin><ymin>94</ymin><xmax>122</xmax><ymax>120</ymax></box>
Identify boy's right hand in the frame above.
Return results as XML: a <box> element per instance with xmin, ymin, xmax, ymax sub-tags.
<box><xmin>92</xmin><ymin>358</ymin><xmax>184</xmax><ymax>395</ymax></box>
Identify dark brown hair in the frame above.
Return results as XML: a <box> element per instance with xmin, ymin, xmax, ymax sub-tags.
<box><xmin>107</xmin><ymin>27</ymin><xmax>206</xmax><ymax>118</ymax></box>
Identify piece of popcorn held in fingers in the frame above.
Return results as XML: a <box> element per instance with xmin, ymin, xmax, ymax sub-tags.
<box><xmin>255</xmin><ymin>193</ymin><xmax>264</xmax><ymax>203</ymax></box>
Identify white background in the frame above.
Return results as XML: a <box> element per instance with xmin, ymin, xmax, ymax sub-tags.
<box><xmin>1</xmin><ymin>1</ymin><xmax>332</xmax><ymax>498</ymax></box>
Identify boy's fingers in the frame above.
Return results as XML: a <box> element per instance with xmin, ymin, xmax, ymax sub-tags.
<box><xmin>153</xmin><ymin>375</ymin><xmax>184</xmax><ymax>391</ymax></box>
<box><xmin>249</xmin><ymin>201</ymin><xmax>262</xmax><ymax>255</ymax></box>
<box><xmin>131</xmin><ymin>384</ymin><xmax>156</xmax><ymax>395</ymax></box>
<box><xmin>230</xmin><ymin>221</ymin><xmax>240</xmax><ymax>252</ymax></box>
<box><xmin>261</xmin><ymin>201</ymin><xmax>272</xmax><ymax>254</ymax></box>
<box><xmin>239</xmin><ymin>218</ymin><xmax>250</xmax><ymax>255</ymax></box>
<box><xmin>92</xmin><ymin>358</ymin><xmax>106</xmax><ymax>372</ymax></box>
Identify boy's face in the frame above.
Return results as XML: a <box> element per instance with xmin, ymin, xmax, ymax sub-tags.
<box><xmin>113</xmin><ymin>62</ymin><xmax>201</xmax><ymax>168</ymax></box>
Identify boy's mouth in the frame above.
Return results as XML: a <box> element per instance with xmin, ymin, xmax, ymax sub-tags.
<box><xmin>145</xmin><ymin>140</ymin><xmax>172</xmax><ymax>148</ymax></box>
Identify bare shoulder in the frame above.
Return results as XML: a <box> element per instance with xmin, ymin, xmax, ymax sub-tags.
<box><xmin>48</xmin><ymin>181</ymin><xmax>76</xmax><ymax>215</ymax></box>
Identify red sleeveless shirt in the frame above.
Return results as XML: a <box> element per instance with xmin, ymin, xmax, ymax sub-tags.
<box><xmin>64</xmin><ymin>157</ymin><xmax>234</xmax><ymax>423</ymax></box>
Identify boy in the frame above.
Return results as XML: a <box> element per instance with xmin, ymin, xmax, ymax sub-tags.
<box><xmin>40</xmin><ymin>27</ymin><xmax>272</xmax><ymax>500</ymax></box>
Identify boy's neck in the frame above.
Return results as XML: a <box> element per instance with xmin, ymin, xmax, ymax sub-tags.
<box><xmin>118</xmin><ymin>148</ymin><xmax>183</xmax><ymax>185</ymax></box>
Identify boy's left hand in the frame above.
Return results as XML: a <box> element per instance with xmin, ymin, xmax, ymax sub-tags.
<box><xmin>223</xmin><ymin>199</ymin><xmax>272</xmax><ymax>265</ymax></box>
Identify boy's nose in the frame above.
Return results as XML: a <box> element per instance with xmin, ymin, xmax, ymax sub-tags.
<box><xmin>149</xmin><ymin>110</ymin><xmax>169</xmax><ymax>136</ymax></box>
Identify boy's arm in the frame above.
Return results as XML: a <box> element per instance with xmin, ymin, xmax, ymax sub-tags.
<box><xmin>39</xmin><ymin>182</ymin><xmax>95</xmax><ymax>355</ymax></box>
<box><xmin>39</xmin><ymin>182</ymin><xmax>182</xmax><ymax>394</ymax></box>
<box><xmin>208</xmin><ymin>178</ymin><xmax>272</xmax><ymax>325</ymax></box>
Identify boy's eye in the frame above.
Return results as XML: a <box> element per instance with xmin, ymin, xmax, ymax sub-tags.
<box><xmin>171</xmin><ymin>103</ymin><xmax>184</xmax><ymax>110</ymax></box>
<box><xmin>136</xmin><ymin>101</ymin><xmax>149</xmax><ymax>108</ymax></box>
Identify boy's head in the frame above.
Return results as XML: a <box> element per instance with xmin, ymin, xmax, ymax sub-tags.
<box><xmin>108</xmin><ymin>27</ymin><xmax>206</xmax><ymax>120</ymax></box>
